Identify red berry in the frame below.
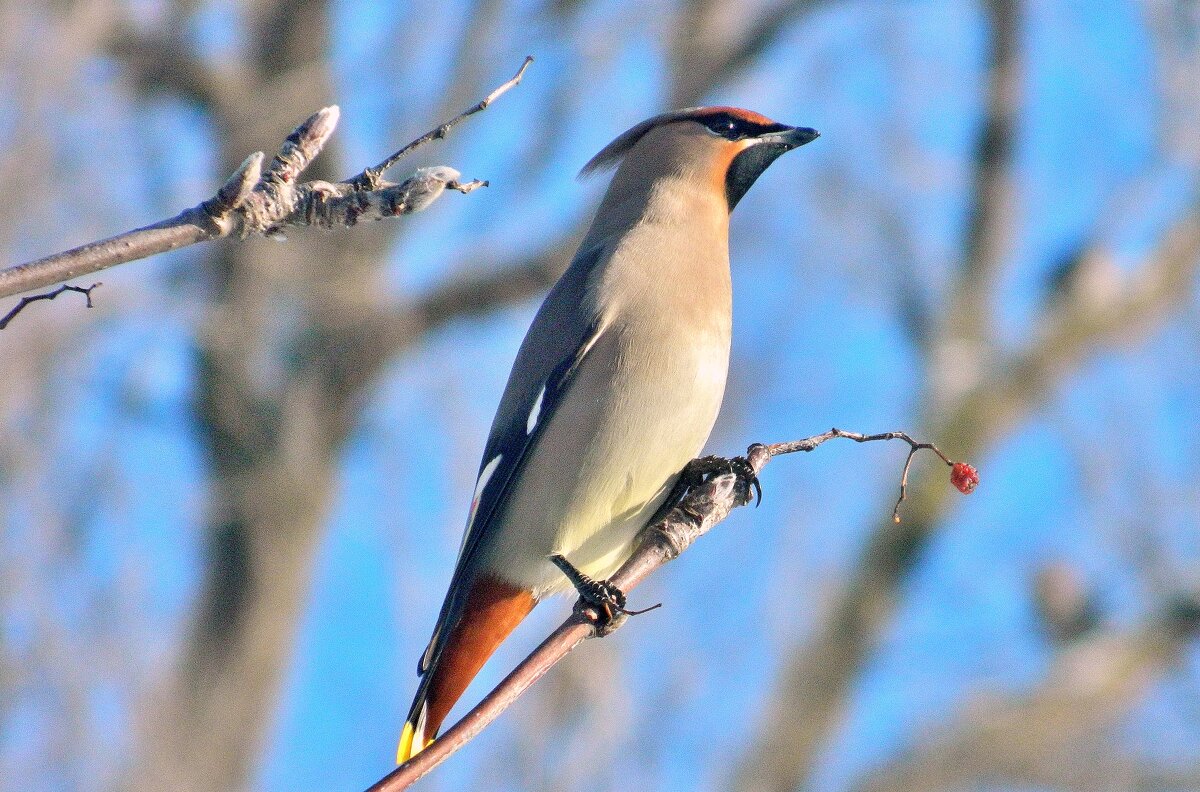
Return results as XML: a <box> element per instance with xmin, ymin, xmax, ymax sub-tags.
<box><xmin>950</xmin><ymin>462</ymin><xmax>979</xmax><ymax>494</ymax></box>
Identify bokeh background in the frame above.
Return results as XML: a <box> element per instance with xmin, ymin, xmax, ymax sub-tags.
<box><xmin>2</xmin><ymin>1</ymin><xmax>1200</xmax><ymax>790</ymax></box>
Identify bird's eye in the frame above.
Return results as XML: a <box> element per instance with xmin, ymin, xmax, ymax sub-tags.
<box><xmin>704</xmin><ymin>116</ymin><xmax>742</xmax><ymax>138</ymax></box>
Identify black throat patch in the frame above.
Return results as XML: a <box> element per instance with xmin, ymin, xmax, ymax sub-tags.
<box><xmin>725</xmin><ymin>143</ymin><xmax>790</xmax><ymax>210</ymax></box>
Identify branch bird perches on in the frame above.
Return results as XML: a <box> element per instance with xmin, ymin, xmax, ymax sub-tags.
<box><xmin>369</xmin><ymin>429</ymin><xmax>977</xmax><ymax>791</ymax></box>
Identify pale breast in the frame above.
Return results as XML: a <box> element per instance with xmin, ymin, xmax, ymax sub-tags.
<box><xmin>482</xmin><ymin>292</ymin><xmax>731</xmax><ymax>596</ymax></box>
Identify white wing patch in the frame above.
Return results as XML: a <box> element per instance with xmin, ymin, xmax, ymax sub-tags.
<box><xmin>526</xmin><ymin>385</ymin><xmax>546</xmax><ymax>435</ymax></box>
<box><xmin>475</xmin><ymin>454</ymin><xmax>503</xmax><ymax>504</ymax></box>
<box><xmin>456</xmin><ymin>454</ymin><xmax>502</xmax><ymax>558</ymax></box>
<box><xmin>414</xmin><ymin>700</ymin><xmax>429</xmax><ymax>746</ymax></box>
<box><xmin>424</xmin><ymin>451</ymin><xmax>505</xmax><ymax>673</ymax></box>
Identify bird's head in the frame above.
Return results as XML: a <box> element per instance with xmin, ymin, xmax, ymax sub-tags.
<box><xmin>580</xmin><ymin>107</ymin><xmax>819</xmax><ymax>210</ymax></box>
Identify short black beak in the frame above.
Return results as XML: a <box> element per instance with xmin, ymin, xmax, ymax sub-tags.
<box><xmin>758</xmin><ymin>125</ymin><xmax>820</xmax><ymax>150</ymax></box>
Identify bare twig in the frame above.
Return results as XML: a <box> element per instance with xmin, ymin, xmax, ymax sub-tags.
<box><xmin>356</xmin><ymin>55</ymin><xmax>534</xmax><ymax>189</ymax></box>
<box><xmin>0</xmin><ymin>282</ymin><xmax>101</xmax><ymax>329</ymax></box>
<box><xmin>763</xmin><ymin>429</ymin><xmax>979</xmax><ymax>517</ymax></box>
<box><xmin>368</xmin><ymin>430</ymin><xmax>970</xmax><ymax>791</ymax></box>
<box><xmin>0</xmin><ymin>57</ymin><xmax>535</xmax><ymax>301</ymax></box>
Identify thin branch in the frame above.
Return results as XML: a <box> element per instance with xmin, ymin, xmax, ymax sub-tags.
<box><xmin>0</xmin><ymin>282</ymin><xmax>101</xmax><ymax>329</ymax></box>
<box><xmin>357</xmin><ymin>55</ymin><xmax>534</xmax><ymax>189</ymax></box>
<box><xmin>0</xmin><ymin>57</ymin><xmax>535</xmax><ymax>301</ymax></box>
<box><xmin>368</xmin><ymin>430</ymin><xmax>972</xmax><ymax>791</ymax></box>
<box><xmin>763</xmin><ymin>428</ymin><xmax>980</xmax><ymax>520</ymax></box>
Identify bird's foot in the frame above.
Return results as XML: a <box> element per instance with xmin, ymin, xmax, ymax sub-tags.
<box><xmin>677</xmin><ymin>454</ymin><xmax>762</xmax><ymax>508</ymax></box>
<box><xmin>728</xmin><ymin>454</ymin><xmax>763</xmax><ymax>507</ymax></box>
<box><xmin>549</xmin><ymin>553</ymin><xmax>661</xmax><ymax>637</ymax></box>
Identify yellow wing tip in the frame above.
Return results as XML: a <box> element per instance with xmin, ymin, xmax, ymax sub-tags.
<box><xmin>396</xmin><ymin>722</ymin><xmax>435</xmax><ymax>765</ymax></box>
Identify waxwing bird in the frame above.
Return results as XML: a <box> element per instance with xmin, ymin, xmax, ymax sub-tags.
<box><xmin>398</xmin><ymin>107</ymin><xmax>818</xmax><ymax>762</ymax></box>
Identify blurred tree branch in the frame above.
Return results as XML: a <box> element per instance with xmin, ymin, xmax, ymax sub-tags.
<box><xmin>730</xmin><ymin>2</ymin><xmax>1027</xmax><ymax>783</ymax></box>
<box><xmin>858</xmin><ymin>588</ymin><xmax>1200</xmax><ymax>792</ymax></box>
<box><xmin>936</xmin><ymin>0</ymin><xmax>1020</xmax><ymax>375</ymax></box>
<box><xmin>669</xmin><ymin>0</ymin><xmax>835</xmax><ymax>107</ymax></box>
<box><xmin>109</xmin><ymin>28</ymin><xmax>231</xmax><ymax>109</ymax></box>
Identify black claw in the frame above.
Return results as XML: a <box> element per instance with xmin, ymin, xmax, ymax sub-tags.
<box><xmin>549</xmin><ymin>553</ymin><xmax>658</xmax><ymax>633</ymax></box>
<box><xmin>622</xmin><ymin>601</ymin><xmax>663</xmax><ymax>616</ymax></box>
<box><xmin>729</xmin><ymin>456</ymin><xmax>763</xmax><ymax>507</ymax></box>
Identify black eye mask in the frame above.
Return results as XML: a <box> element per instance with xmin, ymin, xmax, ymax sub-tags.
<box><xmin>700</xmin><ymin>112</ymin><xmax>792</xmax><ymax>141</ymax></box>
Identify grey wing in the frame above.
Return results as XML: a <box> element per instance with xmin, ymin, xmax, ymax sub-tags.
<box><xmin>417</xmin><ymin>244</ymin><xmax>608</xmax><ymax>675</ymax></box>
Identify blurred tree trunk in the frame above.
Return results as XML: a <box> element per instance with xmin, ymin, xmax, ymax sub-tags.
<box><xmin>117</xmin><ymin>3</ymin><xmax>569</xmax><ymax>786</ymax></box>
<box><xmin>124</xmin><ymin>1</ymin><xmax>368</xmax><ymax>787</ymax></box>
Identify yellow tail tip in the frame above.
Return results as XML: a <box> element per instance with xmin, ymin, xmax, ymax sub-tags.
<box><xmin>396</xmin><ymin>722</ymin><xmax>435</xmax><ymax>765</ymax></box>
<box><xmin>397</xmin><ymin>723</ymin><xmax>415</xmax><ymax>765</ymax></box>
